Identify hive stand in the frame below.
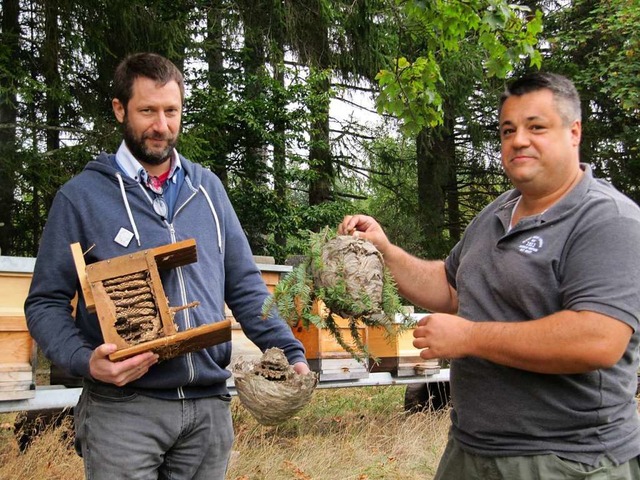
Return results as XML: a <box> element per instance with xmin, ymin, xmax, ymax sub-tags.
<box><xmin>367</xmin><ymin>318</ymin><xmax>441</xmax><ymax>377</ymax></box>
<box><xmin>291</xmin><ymin>304</ymin><xmax>440</xmax><ymax>379</ymax></box>
<box><xmin>71</xmin><ymin>239</ymin><xmax>231</xmax><ymax>362</ymax></box>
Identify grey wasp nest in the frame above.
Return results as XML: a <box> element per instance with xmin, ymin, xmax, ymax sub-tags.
<box><xmin>312</xmin><ymin>235</ymin><xmax>385</xmax><ymax>319</ymax></box>
<box><xmin>232</xmin><ymin>348</ymin><xmax>317</xmax><ymax>426</ymax></box>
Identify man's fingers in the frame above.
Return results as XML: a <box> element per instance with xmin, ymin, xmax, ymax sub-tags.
<box><xmin>339</xmin><ymin>214</ymin><xmax>371</xmax><ymax>236</ymax></box>
<box><xmin>338</xmin><ymin>215</ymin><xmax>357</xmax><ymax>235</ymax></box>
<box><xmin>120</xmin><ymin>352</ymin><xmax>159</xmax><ymax>372</ymax></box>
<box><xmin>93</xmin><ymin>343</ymin><xmax>118</xmax><ymax>359</ymax></box>
<box><xmin>417</xmin><ymin>314</ymin><xmax>431</xmax><ymax>327</ymax></box>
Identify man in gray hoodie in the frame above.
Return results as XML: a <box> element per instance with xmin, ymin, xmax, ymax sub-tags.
<box><xmin>25</xmin><ymin>52</ymin><xmax>309</xmax><ymax>480</ymax></box>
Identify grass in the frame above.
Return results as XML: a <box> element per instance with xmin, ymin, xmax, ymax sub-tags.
<box><xmin>227</xmin><ymin>386</ymin><xmax>449</xmax><ymax>480</ymax></box>
<box><xmin>0</xmin><ymin>386</ymin><xmax>450</xmax><ymax>480</ymax></box>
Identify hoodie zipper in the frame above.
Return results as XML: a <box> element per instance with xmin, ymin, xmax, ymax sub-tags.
<box><xmin>129</xmin><ymin>174</ymin><xmax>220</xmax><ymax>398</ymax></box>
<box><xmin>115</xmin><ymin>162</ymin><xmax>220</xmax><ymax>398</ymax></box>
<box><xmin>167</xmin><ymin>201</ymin><xmax>199</xmax><ymax>397</ymax></box>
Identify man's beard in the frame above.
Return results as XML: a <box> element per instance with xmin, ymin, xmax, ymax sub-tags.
<box><xmin>123</xmin><ymin>117</ymin><xmax>178</xmax><ymax>166</ymax></box>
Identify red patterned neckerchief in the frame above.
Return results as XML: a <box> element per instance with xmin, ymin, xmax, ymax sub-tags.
<box><xmin>146</xmin><ymin>169</ymin><xmax>171</xmax><ymax>195</ymax></box>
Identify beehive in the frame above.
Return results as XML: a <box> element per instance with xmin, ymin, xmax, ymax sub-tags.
<box><xmin>0</xmin><ymin>256</ymin><xmax>37</xmax><ymax>400</ymax></box>
<box><xmin>367</xmin><ymin>313</ymin><xmax>440</xmax><ymax>376</ymax></box>
<box><xmin>291</xmin><ymin>300</ymin><xmax>369</xmax><ymax>381</ymax></box>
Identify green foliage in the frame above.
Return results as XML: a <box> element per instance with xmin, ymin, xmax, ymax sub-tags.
<box><xmin>8</xmin><ymin>0</ymin><xmax>638</xmax><ymax>273</ymax></box>
<box><xmin>376</xmin><ymin>55</ymin><xmax>444</xmax><ymax>134</ymax></box>
<box><xmin>541</xmin><ymin>0</ymin><xmax>640</xmax><ymax>204</ymax></box>
<box><xmin>262</xmin><ymin>228</ymin><xmax>408</xmax><ymax>361</ymax></box>
<box><xmin>375</xmin><ymin>0</ymin><xmax>543</xmax><ymax>135</ymax></box>
<box><xmin>360</xmin><ymin>135</ymin><xmax>425</xmax><ymax>255</ymax></box>
<box><xmin>572</xmin><ymin>0</ymin><xmax>640</xmax><ymax>111</ymax></box>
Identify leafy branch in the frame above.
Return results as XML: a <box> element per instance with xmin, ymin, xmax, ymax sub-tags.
<box><xmin>262</xmin><ymin>227</ymin><xmax>410</xmax><ymax>361</ymax></box>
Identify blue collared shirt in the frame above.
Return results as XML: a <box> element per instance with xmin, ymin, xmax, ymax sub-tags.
<box><xmin>114</xmin><ymin>141</ymin><xmax>184</xmax><ymax>222</ymax></box>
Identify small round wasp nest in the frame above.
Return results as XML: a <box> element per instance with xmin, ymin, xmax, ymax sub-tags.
<box><xmin>312</xmin><ymin>235</ymin><xmax>385</xmax><ymax>319</ymax></box>
<box><xmin>252</xmin><ymin>348</ymin><xmax>292</xmax><ymax>381</ymax></box>
<box><xmin>232</xmin><ymin>348</ymin><xmax>317</xmax><ymax>426</ymax></box>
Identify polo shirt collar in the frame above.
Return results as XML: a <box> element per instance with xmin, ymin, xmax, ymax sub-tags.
<box><xmin>496</xmin><ymin>163</ymin><xmax>592</xmax><ymax>233</ymax></box>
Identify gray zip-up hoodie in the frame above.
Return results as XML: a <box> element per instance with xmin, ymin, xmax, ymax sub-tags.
<box><xmin>25</xmin><ymin>152</ymin><xmax>307</xmax><ymax>399</ymax></box>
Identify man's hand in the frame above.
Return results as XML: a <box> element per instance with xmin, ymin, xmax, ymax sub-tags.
<box><xmin>292</xmin><ymin>361</ymin><xmax>311</xmax><ymax>375</ymax></box>
<box><xmin>339</xmin><ymin>215</ymin><xmax>458</xmax><ymax>314</ymax></box>
<box><xmin>89</xmin><ymin>343</ymin><xmax>159</xmax><ymax>386</ymax></box>
<box><xmin>338</xmin><ymin>215</ymin><xmax>391</xmax><ymax>255</ymax></box>
<box><xmin>412</xmin><ymin>313</ymin><xmax>474</xmax><ymax>360</ymax></box>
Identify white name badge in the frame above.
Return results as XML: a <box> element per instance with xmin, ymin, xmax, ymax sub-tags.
<box><xmin>114</xmin><ymin>227</ymin><xmax>134</xmax><ymax>248</ymax></box>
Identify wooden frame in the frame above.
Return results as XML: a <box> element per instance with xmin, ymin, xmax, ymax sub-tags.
<box><xmin>71</xmin><ymin>239</ymin><xmax>231</xmax><ymax>361</ymax></box>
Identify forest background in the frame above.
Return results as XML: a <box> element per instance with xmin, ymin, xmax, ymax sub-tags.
<box><xmin>1</xmin><ymin>0</ymin><xmax>638</xmax><ymax>263</ymax></box>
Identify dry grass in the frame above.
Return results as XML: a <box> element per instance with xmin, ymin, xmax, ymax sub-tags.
<box><xmin>227</xmin><ymin>386</ymin><xmax>449</xmax><ymax>480</ymax></box>
<box><xmin>0</xmin><ymin>386</ymin><xmax>449</xmax><ymax>480</ymax></box>
<box><xmin>0</xmin><ymin>413</ymin><xmax>80</xmax><ymax>479</ymax></box>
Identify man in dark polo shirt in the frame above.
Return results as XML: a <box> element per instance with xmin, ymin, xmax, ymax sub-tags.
<box><xmin>339</xmin><ymin>72</ymin><xmax>640</xmax><ymax>479</ymax></box>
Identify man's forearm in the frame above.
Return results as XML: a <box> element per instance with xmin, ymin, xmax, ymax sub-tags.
<box><xmin>466</xmin><ymin>310</ymin><xmax>632</xmax><ymax>374</ymax></box>
<box><xmin>382</xmin><ymin>244</ymin><xmax>458</xmax><ymax>314</ymax></box>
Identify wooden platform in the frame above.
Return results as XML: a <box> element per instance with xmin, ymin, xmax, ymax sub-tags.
<box><xmin>368</xmin><ymin>314</ymin><xmax>440</xmax><ymax>376</ymax></box>
<box><xmin>290</xmin><ymin>303</ymin><xmax>439</xmax><ymax>380</ymax></box>
<box><xmin>291</xmin><ymin>312</ymin><xmax>370</xmax><ymax>380</ymax></box>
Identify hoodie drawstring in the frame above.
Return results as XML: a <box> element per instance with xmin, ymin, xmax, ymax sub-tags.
<box><xmin>199</xmin><ymin>186</ymin><xmax>223</xmax><ymax>253</ymax></box>
<box><xmin>115</xmin><ymin>170</ymin><xmax>221</xmax><ymax>253</ymax></box>
<box><xmin>115</xmin><ymin>172</ymin><xmax>141</xmax><ymax>246</ymax></box>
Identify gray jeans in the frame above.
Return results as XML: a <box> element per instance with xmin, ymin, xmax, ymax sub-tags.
<box><xmin>74</xmin><ymin>381</ymin><xmax>234</xmax><ymax>480</ymax></box>
<box><xmin>435</xmin><ymin>434</ymin><xmax>640</xmax><ymax>480</ymax></box>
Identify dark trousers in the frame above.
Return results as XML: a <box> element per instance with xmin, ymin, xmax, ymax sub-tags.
<box><xmin>435</xmin><ymin>434</ymin><xmax>640</xmax><ymax>480</ymax></box>
<box><xmin>74</xmin><ymin>381</ymin><xmax>234</xmax><ymax>480</ymax></box>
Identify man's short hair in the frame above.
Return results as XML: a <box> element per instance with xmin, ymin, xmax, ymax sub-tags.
<box><xmin>499</xmin><ymin>72</ymin><xmax>581</xmax><ymax>125</ymax></box>
<box><xmin>113</xmin><ymin>52</ymin><xmax>184</xmax><ymax>110</ymax></box>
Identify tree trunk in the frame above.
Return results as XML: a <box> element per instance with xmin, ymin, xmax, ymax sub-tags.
<box><xmin>0</xmin><ymin>0</ymin><xmax>20</xmax><ymax>255</ymax></box>
<box><xmin>302</xmin><ymin>1</ymin><xmax>333</xmax><ymax>207</ymax></box>
<box><xmin>271</xmin><ymin>2</ymin><xmax>287</xmax><ymax>253</ymax></box>
<box><xmin>42</xmin><ymin>0</ymin><xmax>61</xmax><ymax>218</ymax></box>
<box><xmin>239</xmin><ymin>3</ymin><xmax>268</xmax><ymax>185</ymax></box>
<box><xmin>416</xmin><ymin>107</ymin><xmax>456</xmax><ymax>257</ymax></box>
<box><xmin>308</xmin><ymin>70</ymin><xmax>333</xmax><ymax>205</ymax></box>
<box><xmin>206</xmin><ymin>1</ymin><xmax>228</xmax><ymax>184</ymax></box>
<box><xmin>446</xmin><ymin>159</ymin><xmax>461</xmax><ymax>244</ymax></box>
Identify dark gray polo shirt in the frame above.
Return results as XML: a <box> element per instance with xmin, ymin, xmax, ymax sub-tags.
<box><xmin>444</xmin><ymin>164</ymin><xmax>640</xmax><ymax>466</ymax></box>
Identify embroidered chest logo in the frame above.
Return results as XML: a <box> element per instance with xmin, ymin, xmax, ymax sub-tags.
<box><xmin>519</xmin><ymin>235</ymin><xmax>543</xmax><ymax>254</ymax></box>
